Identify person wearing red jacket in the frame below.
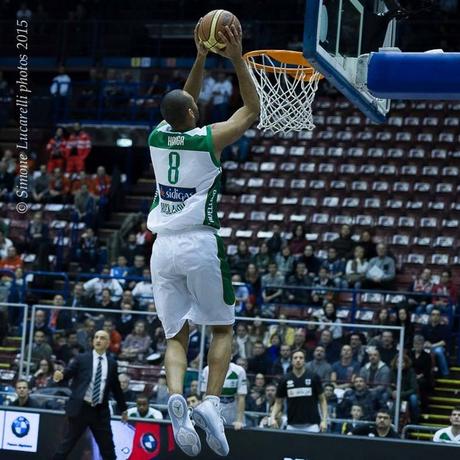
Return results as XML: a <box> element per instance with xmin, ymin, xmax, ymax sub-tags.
<box><xmin>431</xmin><ymin>269</ymin><xmax>458</xmax><ymax>313</ymax></box>
<box><xmin>90</xmin><ymin>166</ymin><xmax>111</xmax><ymax>203</ymax></box>
<box><xmin>64</xmin><ymin>122</ymin><xmax>92</xmax><ymax>173</ymax></box>
<box><xmin>46</xmin><ymin>127</ymin><xmax>67</xmax><ymax>172</ymax></box>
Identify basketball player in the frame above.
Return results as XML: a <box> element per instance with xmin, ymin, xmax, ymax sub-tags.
<box><xmin>147</xmin><ymin>21</ymin><xmax>259</xmax><ymax>457</ymax></box>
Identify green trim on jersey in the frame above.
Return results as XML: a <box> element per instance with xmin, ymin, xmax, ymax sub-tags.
<box><xmin>206</xmin><ymin>125</ymin><xmax>220</xmax><ymax>167</ymax></box>
<box><xmin>215</xmin><ymin>234</ymin><xmax>236</xmax><ymax>306</ymax></box>
<box><xmin>149</xmin><ymin>191</ymin><xmax>159</xmax><ymax>211</ymax></box>
<box><xmin>220</xmin><ymin>371</ymin><xmax>239</xmax><ymax>396</ymax></box>
<box><xmin>203</xmin><ymin>174</ymin><xmax>221</xmax><ymax>229</ymax></box>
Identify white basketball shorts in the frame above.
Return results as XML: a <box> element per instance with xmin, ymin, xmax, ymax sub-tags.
<box><xmin>150</xmin><ymin>229</ymin><xmax>235</xmax><ymax>339</ymax></box>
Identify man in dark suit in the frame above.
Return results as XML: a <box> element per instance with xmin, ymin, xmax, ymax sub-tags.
<box><xmin>52</xmin><ymin>330</ymin><xmax>128</xmax><ymax>460</ymax></box>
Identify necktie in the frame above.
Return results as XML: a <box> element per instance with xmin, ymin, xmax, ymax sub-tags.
<box><xmin>91</xmin><ymin>356</ymin><xmax>103</xmax><ymax>405</ymax></box>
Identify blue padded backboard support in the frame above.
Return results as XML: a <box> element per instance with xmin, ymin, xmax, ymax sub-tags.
<box><xmin>303</xmin><ymin>1</ymin><xmax>387</xmax><ymax>124</ymax></box>
<box><xmin>367</xmin><ymin>52</ymin><xmax>460</xmax><ymax>99</ymax></box>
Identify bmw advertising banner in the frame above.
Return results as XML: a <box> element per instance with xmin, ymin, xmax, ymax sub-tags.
<box><xmin>1</xmin><ymin>411</ymin><xmax>40</xmax><ymax>453</ymax></box>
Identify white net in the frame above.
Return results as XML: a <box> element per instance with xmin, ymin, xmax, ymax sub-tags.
<box><xmin>245</xmin><ymin>52</ymin><xmax>322</xmax><ymax>134</ymax></box>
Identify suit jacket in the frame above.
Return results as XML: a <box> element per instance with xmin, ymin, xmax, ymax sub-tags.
<box><xmin>63</xmin><ymin>351</ymin><xmax>127</xmax><ymax>417</ymax></box>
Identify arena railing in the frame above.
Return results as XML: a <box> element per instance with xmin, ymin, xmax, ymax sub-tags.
<box><xmin>401</xmin><ymin>424</ymin><xmax>438</xmax><ymax>440</ymax></box>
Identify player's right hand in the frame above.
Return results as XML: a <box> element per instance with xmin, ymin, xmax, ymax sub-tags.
<box><xmin>194</xmin><ymin>19</ymin><xmax>209</xmax><ymax>57</ymax></box>
<box><xmin>53</xmin><ymin>370</ymin><xmax>64</xmax><ymax>382</ymax></box>
<box><xmin>216</xmin><ymin>24</ymin><xmax>242</xmax><ymax>61</ymax></box>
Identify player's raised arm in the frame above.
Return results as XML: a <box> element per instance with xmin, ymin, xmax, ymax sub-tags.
<box><xmin>211</xmin><ymin>25</ymin><xmax>260</xmax><ymax>155</ymax></box>
<box><xmin>183</xmin><ymin>19</ymin><xmax>209</xmax><ymax>102</ymax></box>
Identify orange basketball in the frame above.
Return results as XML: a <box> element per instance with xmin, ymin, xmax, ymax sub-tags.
<box><xmin>197</xmin><ymin>10</ymin><xmax>241</xmax><ymax>53</ymax></box>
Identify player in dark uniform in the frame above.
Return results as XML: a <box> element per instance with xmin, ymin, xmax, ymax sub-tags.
<box><xmin>269</xmin><ymin>350</ymin><xmax>328</xmax><ymax>432</ymax></box>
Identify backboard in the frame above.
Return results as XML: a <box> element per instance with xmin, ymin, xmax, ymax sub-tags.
<box><xmin>303</xmin><ymin>0</ymin><xmax>397</xmax><ymax>123</ymax></box>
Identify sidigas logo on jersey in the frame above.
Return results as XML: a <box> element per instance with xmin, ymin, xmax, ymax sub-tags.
<box><xmin>159</xmin><ymin>183</ymin><xmax>196</xmax><ymax>202</ymax></box>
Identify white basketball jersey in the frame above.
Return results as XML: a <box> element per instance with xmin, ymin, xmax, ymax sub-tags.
<box><xmin>146</xmin><ymin>121</ymin><xmax>221</xmax><ymax>234</ymax></box>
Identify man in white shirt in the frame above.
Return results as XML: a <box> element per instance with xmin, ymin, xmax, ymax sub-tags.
<box><xmin>132</xmin><ymin>268</ymin><xmax>154</xmax><ymax>309</ymax></box>
<box><xmin>127</xmin><ymin>394</ymin><xmax>163</xmax><ymax>420</ymax></box>
<box><xmin>210</xmin><ymin>72</ymin><xmax>233</xmax><ymax>122</ymax></box>
<box><xmin>83</xmin><ymin>267</ymin><xmax>123</xmax><ymax>303</ymax></box>
<box><xmin>433</xmin><ymin>407</ymin><xmax>460</xmax><ymax>444</ymax></box>
<box><xmin>50</xmin><ymin>66</ymin><xmax>72</xmax><ymax>97</ymax></box>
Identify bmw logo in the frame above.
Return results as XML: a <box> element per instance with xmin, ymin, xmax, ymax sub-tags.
<box><xmin>11</xmin><ymin>416</ymin><xmax>30</xmax><ymax>438</ymax></box>
<box><xmin>141</xmin><ymin>432</ymin><xmax>157</xmax><ymax>453</ymax></box>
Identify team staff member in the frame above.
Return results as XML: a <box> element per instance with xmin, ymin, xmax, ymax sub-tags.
<box><xmin>352</xmin><ymin>409</ymin><xmax>399</xmax><ymax>438</ymax></box>
<box><xmin>433</xmin><ymin>407</ymin><xmax>460</xmax><ymax>444</ymax></box>
<box><xmin>52</xmin><ymin>330</ymin><xmax>128</xmax><ymax>460</ymax></box>
<box><xmin>200</xmin><ymin>361</ymin><xmax>247</xmax><ymax>429</ymax></box>
<box><xmin>269</xmin><ymin>350</ymin><xmax>328</xmax><ymax>432</ymax></box>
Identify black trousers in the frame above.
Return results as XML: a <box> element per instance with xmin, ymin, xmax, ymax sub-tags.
<box><xmin>53</xmin><ymin>402</ymin><xmax>116</xmax><ymax>460</ymax></box>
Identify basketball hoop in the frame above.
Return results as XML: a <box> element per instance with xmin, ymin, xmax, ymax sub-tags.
<box><xmin>243</xmin><ymin>50</ymin><xmax>323</xmax><ymax>133</ymax></box>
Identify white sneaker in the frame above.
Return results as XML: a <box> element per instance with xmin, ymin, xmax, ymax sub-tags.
<box><xmin>192</xmin><ymin>399</ymin><xmax>229</xmax><ymax>456</ymax></box>
<box><xmin>168</xmin><ymin>394</ymin><xmax>201</xmax><ymax>457</ymax></box>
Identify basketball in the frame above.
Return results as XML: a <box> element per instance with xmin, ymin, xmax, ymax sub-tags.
<box><xmin>197</xmin><ymin>10</ymin><xmax>241</xmax><ymax>53</ymax></box>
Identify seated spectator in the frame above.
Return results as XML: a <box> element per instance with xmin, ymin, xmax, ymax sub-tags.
<box><xmin>152</xmin><ymin>326</ymin><xmax>167</xmax><ymax>357</ymax></box>
<box><xmin>275</xmin><ymin>245</ymin><xmax>295</xmax><ymax>278</ymax></box>
<box><xmin>76</xmin><ymin>228</ymin><xmax>100</xmax><ymax>272</ymax></box>
<box><xmin>364</xmin><ymin>243</ymin><xmax>395</xmax><ymax>290</ymax></box>
<box><xmin>127</xmin><ymin>394</ymin><xmax>163</xmax><ymax>420</ymax></box>
<box><xmin>144</xmin><ymin>302</ymin><xmax>162</xmax><ymax>339</ymax></box>
<box><xmin>152</xmin><ymin>368</ymin><xmax>169</xmax><ymax>405</ymax></box>
<box><xmin>132</xmin><ymin>268</ymin><xmax>154</xmax><ymax>310</ymax></box>
<box><xmin>71</xmin><ymin>170</ymin><xmax>92</xmax><ymax>195</ymax></box>
<box><xmin>331</xmin><ymin>224</ymin><xmax>355</xmax><ymax>260</ymax></box>
<box><xmin>289</xmin><ymin>224</ymin><xmax>308</xmax><ymax>256</ymax></box>
<box><xmin>247</xmin><ymin>341</ymin><xmax>272</xmax><ymax>376</ymax></box>
<box><xmin>261</xmin><ymin>262</ymin><xmax>284</xmax><ymax>307</ymax></box>
<box><xmin>409</xmin><ymin>334</ymin><xmax>433</xmax><ymax>411</ymax></box>
<box><xmin>368</xmin><ymin>308</ymin><xmax>392</xmax><ymax>345</ymax></box>
<box><xmin>267</xmin><ymin>315</ymin><xmax>295</xmax><ymax>348</ymax></box>
<box><xmin>306</xmin><ymin>346</ymin><xmax>332</xmax><ymax>382</ymax></box>
<box><xmin>342</xmin><ymin>404</ymin><xmax>366</xmax><ymax>435</ymax></box>
<box><xmin>358</xmin><ymin>229</ymin><xmax>377</xmax><ymax>260</ymax></box>
<box><xmin>433</xmin><ymin>407</ymin><xmax>460</xmax><ymax>444</ymax></box>
<box><xmin>115</xmin><ymin>303</ymin><xmax>136</xmax><ymax>339</ymax></box>
<box><xmin>187</xmin><ymin>322</ymin><xmax>202</xmax><ymax>364</ymax></box>
<box><xmin>258</xmin><ymin>383</ymin><xmax>280</xmax><ymax>428</ymax></box>
<box><xmin>55</xmin><ymin>330</ymin><xmax>84</xmax><ymax>363</ymax></box>
<box><xmin>0</xmin><ymin>246</ymin><xmax>23</xmax><ymax>271</ymax></box>
<box><xmin>422</xmin><ymin>308</ymin><xmax>450</xmax><ymax>377</ymax></box>
<box><xmin>90</xmin><ymin>165</ymin><xmax>111</xmax><ymax>206</ymax></box>
<box><xmin>110</xmin><ymin>255</ymin><xmax>131</xmax><ymax>286</ymax></box>
<box><xmin>285</xmin><ymin>262</ymin><xmax>312</xmax><ymax>305</ymax></box>
<box><xmin>430</xmin><ymin>269</ymin><xmax>458</xmax><ymax>314</ymax></box>
<box><xmin>46</xmin><ymin>127</ymin><xmax>66</xmax><ymax>172</ymax></box>
<box><xmin>102</xmin><ymin>318</ymin><xmax>122</xmax><ymax>355</ymax></box>
<box><xmin>271</xmin><ymin>344</ymin><xmax>292</xmax><ymax>376</ymax></box>
<box><xmin>210</xmin><ymin>72</ymin><xmax>232</xmax><ymax>122</ymax></box>
<box><xmin>321</xmin><ymin>247</ymin><xmax>347</xmax><ymax>289</ymax></box>
<box><xmin>352</xmin><ymin>409</ymin><xmax>399</xmax><ymax>438</ymax></box>
<box><xmin>120</xmin><ymin>320</ymin><xmax>152</xmax><ymax>361</ymax></box>
<box><xmin>73</xmin><ymin>183</ymin><xmax>96</xmax><ymax>227</ymax></box>
<box><xmin>318</xmin><ymin>329</ymin><xmax>341</xmax><ymax>364</ymax></box>
<box><xmin>266</xmin><ymin>334</ymin><xmax>281</xmax><ymax>363</ymax></box>
<box><xmin>409</xmin><ymin>268</ymin><xmax>435</xmax><ymax>312</ymax></box>
<box><xmin>76</xmin><ymin>319</ymin><xmax>96</xmax><ymax>351</ymax></box>
<box><xmin>49</xmin><ymin>167</ymin><xmax>70</xmax><ymax>203</ymax></box>
<box><xmin>25</xmin><ymin>330</ymin><xmax>53</xmax><ymax>370</ymax></box>
<box><xmin>359</xmin><ymin>349</ymin><xmax>391</xmax><ymax>400</ymax></box>
<box><xmin>49</xmin><ymin>294</ymin><xmax>74</xmax><ymax>331</ymax></box>
<box><xmin>120</xmin><ymin>232</ymin><xmax>143</xmax><ymax>265</ymax></box>
<box><xmin>390</xmin><ymin>354</ymin><xmax>419</xmax><ymax>422</ymax></box>
<box><xmin>395</xmin><ymin>306</ymin><xmax>414</xmax><ymax>350</ymax></box>
<box><xmin>291</xmin><ymin>328</ymin><xmax>312</xmax><ymax>358</ymax></box>
<box><xmin>130</xmin><ymin>254</ymin><xmax>146</xmax><ymax>279</ymax></box>
<box><xmin>135</xmin><ymin>220</ymin><xmax>153</xmax><ymax>257</ymax></box>
<box><xmin>324</xmin><ymin>383</ymin><xmax>338</xmax><ymax>421</ymax></box>
<box><xmin>11</xmin><ymin>380</ymin><xmax>40</xmax><ymax>408</ymax></box>
<box><xmin>233</xmin><ymin>274</ymin><xmax>250</xmax><ymax>315</ymax></box>
<box><xmin>249</xmin><ymin>318</ymin><xmax>269</xmax><ymax>345</ymax></box>
<box><xmin>96</xmin><ymin>287</ymin><xmax>115</xmax><ymax>312</ymax></box>
<box><xmin>34</xmin><ymin>309</ymin><xmax>53</xmax><ymax>341</ymax></box>
<box><xmin>311</xmin><ymin>267</ymin><xmax>335</xmax><ymax>305</ymax></box>
<box><xmin>186</xmin><ymin>380</ymin><xmax>200</xmax><ymax>399</ymax></box>
<box><xmin>25</xmin><ymin>211</ymin><xmax>49</xmax><ymax>252</ymax></box>
<box><xmin>377</xmin><ymin>331</ymin><xmax>398</xmax><ymax>366</ymax></box>
<box><xmin>64</xmin><ymin>122</ymin><xmax>91</xmax><ymax>174</ymax></box>
<box><xmin>230</xmin><ymin>240</ymin><xmax>252</xmax><ymax>278</ymax></box>
<box><xmin>30</xmin><ymin>358</ymin><xmax>54</xmax><ymax>390</ymax></box>
<box><xmin>31</xmin><ymin>164</ymin><xmax>50</xmax><ymax>203</ymax></box>
<box><xmin>331</xmin><ymin>345</ymin><xmax>360</xmax><ymax>389</ymax></box>
<box><xmin>339</xmin><ymin>376</ymin><xmax>380</xmax><ymax>421</ymax></box>
<box><xmin>349</xmin><ymin>332</ymin><xmax>367</xmax><ymax>366</ymax></box>
<box><xmin>251</xmin><ymin>242</ymin><xmax>271</xmax><ymax>275</ymax></box>
<box><xmin>83</xmin><ymin>266</ymin><xmax>123</xmax><ymax>303</ymax></box>
<box><xmin>0</xmin><ymin>229</ymin><xmax>13</xmax><ymax>259</ymax></box>
<box><xmin>296</xmin><ymin>245</ymin><xmax>323</xmax><ymax>276</ymax></box>
<box><xmin>118</xmin><ymin>373</ymin><xmax>137</xmax><ymax>404</ymax></box>
<box><xmin>244</xmin><ymin>263</ymin><xmax>262</xmax><ymax>302</ymax></box>
<box><xmin>345</xmin><ymin>245</ymin><xmax>368</xmax><ymax>289</ymax></box>
<box><xmin>317</xmin><ymin>302</ymin><xmax>343</xmax><ymax>340</ymax></box>
<box><xmin>266</xmin><ymin>224</ymin><xmax>285</xmax><ymax>256</ymax></box>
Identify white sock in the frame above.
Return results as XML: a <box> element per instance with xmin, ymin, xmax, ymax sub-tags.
<box><xmin>204</xmin><ymin>395</ymin><xmax>220</xmax><ymax>410</ymax></box>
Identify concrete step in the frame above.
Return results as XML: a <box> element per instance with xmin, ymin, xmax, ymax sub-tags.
<box><xmin>433</xmin><ymin>387</ymin><xmax>460</xmax><ymax>398</ymax></box>
<box><xmin>420</xmin><ymin>413</ymin><xmax>451</xmax><ymax>424</ymax></box>
<box><xmin>407</xmin><ymin>432</ymin><xmax>433</xmax><ymax>440</ymax></box>
<box><xmin>436</xmin><ymin>378</ymin><xmax>460</xmax><ymax>388</ymax></box>
<box><xmin>430</xmin><ymin>396</ymin><xmax>460</xmax><ymax>404</ymax></box>
<box><xmin>428</xmin><ymin>404</ymin><xmax>457</xmax><ymax>415</ymax></box>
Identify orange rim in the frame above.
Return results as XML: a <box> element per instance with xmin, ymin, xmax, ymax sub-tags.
<box><xmin>243</xmin><ymin>49</ymin><xmax>323</xmax><ymax>81</ymax></box>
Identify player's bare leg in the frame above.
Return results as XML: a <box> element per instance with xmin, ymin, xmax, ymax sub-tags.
<box><xmin>192</xmin><ymin>325</ymin><xmax>233</xmax><ymax>456</ymax></box>
<box><xmin>166</xmin><ymin>322</ymin><xmax>201</xmax><ymax>457</ymax></box>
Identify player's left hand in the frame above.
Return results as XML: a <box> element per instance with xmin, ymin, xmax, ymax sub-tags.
<box><xmin>121</xmin><ymin>411</ymin><xmax>128</xmax><ymax>423</ymax></box>
<box><xmin>320</xmin><ymin>420</ymin><xmax>328</xmax><ymax>432</ymax></box>
<box><xmin>194</xmin><ymin>19</ymin><xmax>208</xmax><ymax>57</ymax></box>
<box><xmin>233</xmin><ymin>421</ymin><xmax>244</xmax><ymax>431</ymax></box>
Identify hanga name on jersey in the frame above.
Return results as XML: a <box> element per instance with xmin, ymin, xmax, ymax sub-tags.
<box><xmin>167</xmin><ymin>135</ymin><xmax>185</xmax><ymax>147</ymax></box>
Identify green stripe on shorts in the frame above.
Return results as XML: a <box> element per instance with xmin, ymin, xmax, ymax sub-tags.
<box><xmin>215</xmin><ymin>235</ymin><xmax>236</xmax><ymax>306</ymax></box>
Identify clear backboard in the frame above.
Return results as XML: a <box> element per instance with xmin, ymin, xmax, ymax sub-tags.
<box><xmin>303</xmin><ymin>0</ymin><xmax>397</xmax><ymax>123</ymax></box>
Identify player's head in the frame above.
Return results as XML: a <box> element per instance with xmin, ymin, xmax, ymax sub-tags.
<box><xmin>160</xmin><ymin>89</ymin><xmax>199</xmax><ymax>130</ymax></box>
<box><xmin>451</xmin><ymin>406</ymin><xmax>460</xmax><ymax>427</ymax></box>
<box><xmin>291</xmin><ymin>350</ymin><xmax>306</xmax><ymax>369</ymax></box>
<box><xmin>92</xmin><ymin>330</ymin><xmax>110</xmax><ymax>354</ymax></box>
<box><xmin>136</xmin><ymin>395</ymin><xmax>150</xmax><ymax>416</ymax></box>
